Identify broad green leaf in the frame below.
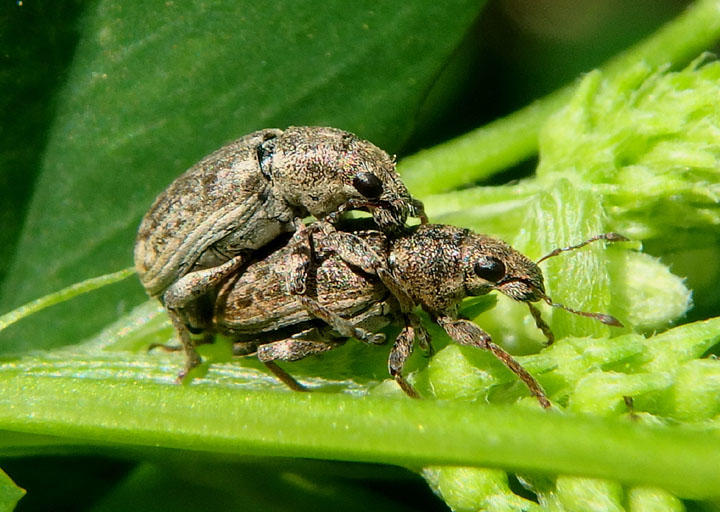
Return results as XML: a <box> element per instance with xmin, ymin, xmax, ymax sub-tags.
<box><xmin>0</xmin><ymin>0</ymin><xmax>84</xmax><ymax>283</ymax></box>
<box><xmin>0</xmin><ymin>0</ymin><xmax>485</xmax><ymax>352</ymax></box>
<box><xmin>0</xmin><ymin>468</ymin><xmax>24</xmax><ymax>512</ymax></box>
<box><xmin>4</xmin><ymin>2</ymin><xmax>720</xmax><ymax>510</ymax></box>
<box><xmin>91</xmin><ymin>460</ymin><xmax>423</xmax><ymax>512</ymax></box>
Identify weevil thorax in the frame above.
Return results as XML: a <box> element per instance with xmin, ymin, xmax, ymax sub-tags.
<box><xmin>268</xmin><ymin>126</ymin><xmax>415</xmax><ymax>230</ymax></box>
<box><xmin>461</xmin><ymin>233</ymin><xmax>546</xmax><ymax>304</ymax></box>
<box><xmin>388</xmin><ymin>224</ymin><xmax>472</xmax><ymax>315</ymax></box>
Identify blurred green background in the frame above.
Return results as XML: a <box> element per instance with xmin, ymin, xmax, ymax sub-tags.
<box><xmin>0</xmin><ymin>1</ymin><xmax>707</xmax><ymax>510</ymax></box>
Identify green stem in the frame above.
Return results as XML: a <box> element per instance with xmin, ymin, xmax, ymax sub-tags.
<box><xmin>0</xmin><ymin>362</ymin><xmax>718</xmax><ymax>499</ymax></box>
<box><xmin>602</xmin><ymin>0</ymin><xmax>720</xmax><ymax>76</ymax></box>
<box><xmin>399</xmin><ymin>0</ymin><xmax>720</xmax><ymax>196</ymax></box>
<box><xmin>0</xmin><ymin>267</ymin><xmax>135</xmax><ymax>333</ymax></box>
<box><xmin>399</xmin><ymin>91</ymin><xmax>569</xmax><ymax>197</ymax></box>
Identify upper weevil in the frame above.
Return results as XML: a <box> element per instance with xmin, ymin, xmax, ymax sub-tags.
<box><xmin>134</xmin><ymin>126</ymin><xmax>425</xmax><ymax>377</ymax></box>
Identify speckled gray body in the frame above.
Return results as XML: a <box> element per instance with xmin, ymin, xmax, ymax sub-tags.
<box><xmin>386</xmin><ymin>224</ymin><xmax>545</xmax><ymax>314</ymax></box>
<box><xmin>214</xmin><ymin>229</ymin><xmax>397</xmax><ymax>343</ymax></box>
<box><xmin>212</xmin><ymin>223</ymin><xmax>552</xmax><ymax>404</ymax></box>
<box><xmin>135</xmin><ymin>129</ymin><xmax>285</xmax><ymax>297</ymax></box>
<box><xmin>208</xmin><ymin>223</ymin><xmax>622</xmax><ymax>402</ymax></box>
<box><xmin>135</xmin><ymin>126</ymin><xmax>420</xmax><ymax>298</ymax></box>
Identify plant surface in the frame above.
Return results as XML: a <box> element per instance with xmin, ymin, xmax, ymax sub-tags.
<box><xmin>2</xmin><ymin>1</ymin><xmax>720</xmax><ymax>511</ymax></box>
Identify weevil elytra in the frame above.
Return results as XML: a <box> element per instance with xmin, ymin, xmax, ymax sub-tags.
<box><xmin>134</xmin><ymin>126</ymin><xmax>425</xmax><ymax>378</ymax></box>
<box><xmin>209</xmin><ymin>222</ymin><xmax>625</xmax><ymax>407</ymax></box>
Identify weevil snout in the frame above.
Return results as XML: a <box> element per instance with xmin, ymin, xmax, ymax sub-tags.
<box><xmin>496</xmin><ymin>275</ymin><xmax>546</xmax><ymax>303</ymax></box>
<box><xmin>370</xmin><ymin>195</ymin><xmax>428</xmax><ymax>232</ymax></box>
<box><xmin>370</xmin><ymin>199</ymin><xmax>408</xmax><ymax>231</ymax></box>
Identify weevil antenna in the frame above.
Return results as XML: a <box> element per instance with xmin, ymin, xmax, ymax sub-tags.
<box><xmin>541</xmin><ymin>295</ymin><xmax>623</xmax><ymax>327</ymax></box>
<box><xmin>536</xmin><ymin>233</ymin><xmax>629</xmax><ymax>264</ymax></box>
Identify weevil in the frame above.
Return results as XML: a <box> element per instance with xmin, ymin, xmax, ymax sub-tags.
<box><xmin>210</xmin><ymin>222</ymin><xmax>626</xmax><ymax>407</ymax></box>
<box><xmin>212</xmin><ymin>226</ymin><xmax>400</xmax><ymax>390</ymax></box>
<box><xmin>134</xmin><ymin>126</ymin><xmax>425</xmax><ymax>378</ymax></box>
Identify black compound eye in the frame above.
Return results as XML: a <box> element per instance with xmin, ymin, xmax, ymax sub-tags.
<box><xmin>256</xmin><ymin>136</ymin><xmax>277</xmax><ymax>177</ymax></box>
<box><xmin>474</xmin><ymin>256</ymin><xmax>506</xmax><ymax>282</ymax></box>
<box><xmin>353</xmin><ymin>172</ymin><xmax>384</xmax><ymax>199</ymax></box>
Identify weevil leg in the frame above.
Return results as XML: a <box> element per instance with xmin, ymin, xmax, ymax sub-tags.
<box><xmin>148</xmin><ymin>342</ymin><xmax>181</xmax><ymax>353</ymax></box>
<box><xmin>263</xmin><ymin>361</ymin><xmax>307</xmax><ymax>392</ymax></box>
<box><xmin>436</xmin><ymin>316</ymin><xmax>551</xmax><ymax>408</ymax></box>
<box><xmin>148</xmin><ymin>330</ymin><xmax>212</xmax><ymax>353</ymax></box>
<box><xmin>285</xmin><ymin>217</ymin><xmax>364</xmax><ymax>296</ymax></box>
<box><xmin>527</xmin><ymin>302</ymin><xmax>555</xmax><ymax>345</ymax></box>
<box><xmin>319</xmin><ymin>229</ymin><xmax>384</xmax><ymax>274</ymax></box>
<box><xmin>297</xmin><ymin>295</ymin><xmax>386</xmax><ymax>345</ymax></box>
<box><xmin>412</xmin><ymin>198</ymin><xmax>429</xmax><ymax>224</ymax></box>
<box><xmin>388</xmin><ymin>325</ymin><xmax>420</xmax><ymax>398</ymax></box>
<box><xmin>162</xmin><ymin>255</ymin><xmax>246</xmax><ymax>382</ymax></box>
<box><xmin>376</xmin><ymin>269</ymin><xmax>416</xmax><ymax>313</ymax></box>
<box><xmin>164</xmin><ymin>254</ymin><xmax>247</xmax><ymax>310</ymax></box>
<box><xmin>231</xmin><ymin>327</ymin><xmax>327</xmax><ymax>357</ymax></box>
<box><xmin>168</xmin><ymin>311</ymin><xmax>203</xmax><ymax>383</ymax></box>
<box><xmin>407</xmin><ymin>312</ymin><xmax>433</xmax><ymax>356</ymax></box>
<box><xmin>231</xmin><ymin>341</ymin><xmax>260</xmax><ymax>357</ymax></box>
<box><xmin>286</xmin><ymin>218</ymin><xmax>313</xmax><ymax>295</ymax></box>
<box><xmin>256</xmin><ymin>337</ymin><xmax>345</xmax><ymax>391</ymax></box>
<box><xmin>257</xmin><ymin>337</ymin><xmax>342</xmax><ymax>362</ymax></box>
<box><xmin>321</xmin><ymin>198</ymin><xmax>375</xmax><ymax>225</ymax></box>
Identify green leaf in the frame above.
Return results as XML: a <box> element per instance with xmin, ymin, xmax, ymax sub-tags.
<box><xmin>5</xmin><ymin>2</ymin><xmax>720</xmax><ymax>510</ymax></box>
<box><xmin>422</xmin><ymin>466</ymin><xmax>542</xmax><ymax>512</ymax></box>
<box><xmin>0</xmin><ymin>0</ymin><xmax>485</xmax><ymax>353</ymax></box>
<box><xmin>0</xmin><ymin>0</ymin><xmax>84</xmax><ymax>283</ymax></box>
<box><xmin>0</xmin><ymin>317</ymin><xmax>719</xmax><ymax>504</ymax></box>
<box><xmin>0</xmin><ymin>468</ymin><xmax>25</xmax><ymax>512</ymax></box>
<box><xmin>92</xmin><ymin>460</ymin><xmax>420</xmax><ymax>512</ymax></box>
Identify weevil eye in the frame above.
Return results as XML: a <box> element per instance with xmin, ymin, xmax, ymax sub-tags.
<box><xmin>474</xmin><ymin>256</ymin><xmax>506</xmax><ymax>282</ymax></box>
<box><xmin>353</xmin><ymin>172</ymin><xmax>384</xmax><ymax>199</ymax></box>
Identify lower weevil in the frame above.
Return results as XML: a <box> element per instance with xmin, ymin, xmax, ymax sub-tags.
<box><xmin>206</xmin><ymin>222</ymin><xmax>626</xmax><ymax>407</ymax></box>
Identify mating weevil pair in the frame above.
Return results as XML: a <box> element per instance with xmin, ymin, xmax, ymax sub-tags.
<box><xmin>135</xmin><ymin>126</ymin><xmax>425</xmax><ymax>378</ymax></box>
<box><xmin>135</xmin><ymin>126</ymin><xmax>626</xmax><ymax>406</ymax></box>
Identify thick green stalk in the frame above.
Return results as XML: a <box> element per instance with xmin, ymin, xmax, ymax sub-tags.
<box><xmin>0</xmin><ymin>367</ymin><xmax>719</xmax><ymax>499</ymax></box>
<box><xmin>399</xmin><ymin>0</ymin><xmax>720</xmax><ymax>196</ymax></box>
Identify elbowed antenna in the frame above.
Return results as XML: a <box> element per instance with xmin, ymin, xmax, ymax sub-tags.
<box><xmin>536</xmin><ymin>233</ymin><xmax>629</xmax><ymax>264</ymax></box>
<box><xmin>526</xmin><ymin>293</ymin><xmax>623</xmax><ymax>347</ymax></box>
<box><xmin>540</xmin><ymin>294</ymin><xmax>623</xmax><ymax>327</ymax></box>
<box><xmin>527</xmin><ymin>232</ymin><xmax>629</xmax><ymax>342</ymax></box>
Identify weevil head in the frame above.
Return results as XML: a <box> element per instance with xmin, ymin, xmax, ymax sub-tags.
<box><xmin>389</xmin><ymin>225</ymin><xmax>544</xmax><ymax>315</ymax></box>
<box><xmin>269</xmin><ymin>126</ymin><xmax>423</xmax><ymax>229</ymax></box>
<box><xmin>461</xmin><ymin>233</ymin><xmax>546</xmax><ymax>304</ymax></box>
<box><xmin>392</xmin><ymin>226</ymin><xmax>623</xmax><ymax>332</ymax></box>
<box><xmin>462</xmin><ymin>232</ymin><xmax>625</xmax><ymax>328</ymax></box>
